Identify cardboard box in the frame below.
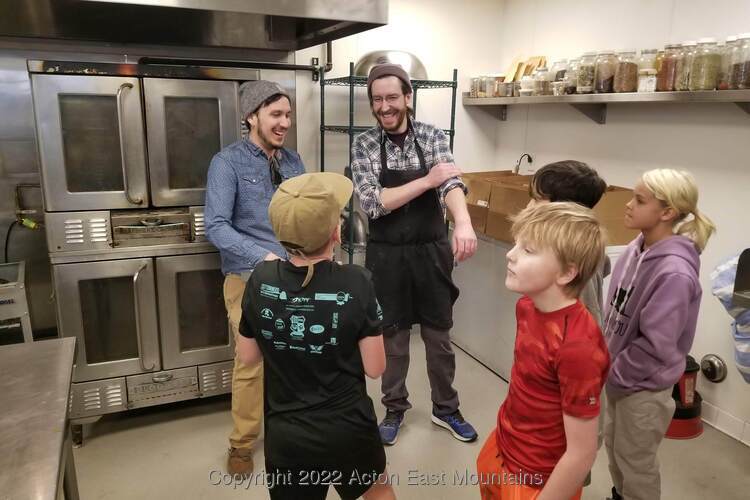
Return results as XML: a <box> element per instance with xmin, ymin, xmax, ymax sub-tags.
<box><xmin>484</xmin><ymin>175</ymin><xmax>532</xmax><ymax>243</ymax></box>
<box><xmin>451</xmin><ymin>170</ymin><xmax>515</xmax><ymax>233</ymax></box>
<box><xmin>593</xmin><ymin>186</ymin><xmax>640</xmax><ymax>246</ymax></box>
<box><xmin>483</xmin><ymin>175</ymin><xmax>639</xmax><ymax>246</ymax></box>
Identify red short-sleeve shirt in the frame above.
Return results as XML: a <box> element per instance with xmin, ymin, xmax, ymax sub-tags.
<box><xmin>496</xmin><ymin>296</ymin><xmax>610</xmax><ymax>485</ymax></box>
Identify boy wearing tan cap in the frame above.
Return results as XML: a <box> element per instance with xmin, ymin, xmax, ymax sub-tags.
<box><xmin>236</xmin><ymin>173</ymin><xmax>395</xmax><ymax>500</ymax></box>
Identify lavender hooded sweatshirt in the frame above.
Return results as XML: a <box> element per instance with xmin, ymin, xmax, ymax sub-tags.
<box><xmin>603</xmin><ymin>234</ymin><xmax>702</xmax><ymax>393</ymax></box>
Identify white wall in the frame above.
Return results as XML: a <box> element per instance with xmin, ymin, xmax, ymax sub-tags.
<box><xmin>494</xmin><ymin>0</ymin><xmax>750</xmax><ymax>444</ymax></box>
<box><xmin>294</xmin><ymin>0</ymin><xmax>507</xmax><ymax>176</ymax></box>
<box><xmin>294</xmin><ymin>0</ymin><xmax>750</xmax><ymax>444</ymax></box>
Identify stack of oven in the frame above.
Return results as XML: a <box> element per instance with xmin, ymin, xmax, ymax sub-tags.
<box><xmin>30</xmin><ymin>63</ymin><xmax>252</xmax><ymax>418</ymax></box>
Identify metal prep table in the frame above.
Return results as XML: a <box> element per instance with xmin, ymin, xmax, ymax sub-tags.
<box><xmin>0</xmin><ymin>337</ymin><xmax>79</xmax><ymax>500</ymax></box>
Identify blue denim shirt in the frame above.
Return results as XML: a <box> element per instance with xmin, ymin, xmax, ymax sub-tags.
<box><xmin>205</xmin><ymin>139</ymin><xmax>306</xmax><ymax>275</ymax></box>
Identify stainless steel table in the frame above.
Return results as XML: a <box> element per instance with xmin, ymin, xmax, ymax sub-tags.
<box><xmin>0</xmin><ymin>337</ymin><xmax>79</xmax><ymax>500</ymax></box>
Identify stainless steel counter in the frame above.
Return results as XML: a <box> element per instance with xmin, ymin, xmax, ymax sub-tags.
<box><xmin>0</xmin><ymin>337</ymin><xmax>79</xmax><ymax>500</ymax></box>
<box><xmin>452</xmin><ymin>234</ymin><xmax>516</xmax><ymax>380</ymax></box>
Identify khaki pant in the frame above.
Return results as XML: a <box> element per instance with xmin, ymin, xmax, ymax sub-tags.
<box><xmin>604</xmin><ymin>387</ymin><xmax>675</xmax><ymax>500</ymax></box>
<box><xmin>224</xmin><ymin>274</ymin><xmax>263</xmax><ymax>450</ymax></box>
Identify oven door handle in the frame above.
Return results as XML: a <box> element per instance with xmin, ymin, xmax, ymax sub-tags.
<box><xmin>117</xmin><ymin>83</ymin><xmax>143</xmax><ymax>206</ymax></box>
<box><xmin>133</xmin><ymin>262</ymin><xmax>155</xmax><ymax>371</ymax></box>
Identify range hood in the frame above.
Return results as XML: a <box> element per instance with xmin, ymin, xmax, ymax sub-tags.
<box><xmin>0</xmin><ymin>0</ymin><xmax>388</xmax><ymax>50</ymax></box>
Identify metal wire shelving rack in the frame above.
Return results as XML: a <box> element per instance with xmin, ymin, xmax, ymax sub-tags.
<box><xmin>319</xmin><ymin>62</ymin><xmax>458</xmax><ymax>263</ymax></box>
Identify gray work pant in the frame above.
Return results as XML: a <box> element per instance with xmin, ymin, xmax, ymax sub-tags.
<box><xmin>381</xmin><ymin>324</ymin><xmax>459</xmax><ymax>416</ymax></box>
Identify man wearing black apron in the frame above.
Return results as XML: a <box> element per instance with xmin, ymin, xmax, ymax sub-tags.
<box><xmin>351</xmin><ymin>64</ymin><xmax>478</xmax><ymax>446</ymax></box>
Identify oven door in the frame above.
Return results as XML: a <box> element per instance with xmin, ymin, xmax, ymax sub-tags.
<box><xmin>31</xmin><ymin>74</ymin><xmax>149</xmax><ymax>211</ymax></box>
<box><xmin>155</xmin><ymin>253</ymin><xmax>233</xmax><ymax>369</ymax></box>
<box><xmin>144</xmin><ymin>78</ymin><xmax>241</xmax><ymax>207</ymax></box>
<box><xmin>53</xmin><ymin>258</ymin><xmax>160</xmax><ymax>382</ymax></box>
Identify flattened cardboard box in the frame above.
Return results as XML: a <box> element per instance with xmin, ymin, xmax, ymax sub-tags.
<box><xmin>449</xmin><ymin>170</ymin><xmax>515</xmax><ymax>233</ymax></box>
<box><xmin>483</xmin><ymin>175</ymin><xmax>639</xmax><ymax>246</ymax></box>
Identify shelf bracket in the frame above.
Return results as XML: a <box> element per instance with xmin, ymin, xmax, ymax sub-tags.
<box><xmin>570</xmin><ymin>103</ymin><xmax>607</xmax><ymax>124</ymax></box>
<box><xmin>736</xmin><ymin>102</ymin><xmax>750</xmax><ymax>116</ymax></box>
<box><xmin>499</xmin><ymin>105</ymin><xmax>507</xmax><ymax>121</ymax></box>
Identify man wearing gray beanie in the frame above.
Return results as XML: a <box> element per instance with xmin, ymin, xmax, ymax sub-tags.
<box><xmin>205</xmin><ymin>80</ymin><xmax>305</xmax><ymax>477</ymax></box>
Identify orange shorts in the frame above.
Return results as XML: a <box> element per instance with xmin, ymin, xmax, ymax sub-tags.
<box><xmin>475</xmin><ymin>431</ymin><xmax>582</xmax><ymax>500</ymax></box>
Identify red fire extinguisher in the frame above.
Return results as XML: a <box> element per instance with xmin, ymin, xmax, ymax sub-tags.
<box><xmin>666</xmin><ymin>355</ymin><xmax>703</xmax><ymax>439</ymax></box>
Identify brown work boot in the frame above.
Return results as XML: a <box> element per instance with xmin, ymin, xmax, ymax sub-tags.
<box><xmin>227</xmin><ymin>447</ymin><xmax>254</xmax><ymax>477</ymax></box>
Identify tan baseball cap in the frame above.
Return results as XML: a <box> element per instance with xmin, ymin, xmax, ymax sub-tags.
<box><xmin>269</xmin><ymin>172</ymin><xmax>353</xmax><ymax>255</ymax></box>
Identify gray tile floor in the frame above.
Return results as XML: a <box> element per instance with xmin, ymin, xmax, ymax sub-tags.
<box><xmin>73</xmin><ymin>334</ymin><xmax>750</xmax><ymax>499</ymax></box>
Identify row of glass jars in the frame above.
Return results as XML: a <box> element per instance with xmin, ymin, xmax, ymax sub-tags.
<box><xmin>469</xmin><ymin>33</ymin><xmax>750</xmax><ymax>97</ymax></box>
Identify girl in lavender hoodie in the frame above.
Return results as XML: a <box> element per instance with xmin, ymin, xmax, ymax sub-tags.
<box><xmin>602</xmin><ymin>169</ymin><xmax>715</xmax><ymax>500</ymax></box>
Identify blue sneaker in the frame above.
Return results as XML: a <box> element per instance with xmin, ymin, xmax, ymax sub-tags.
<box><xmin>431</xmin><ymin>410</ymin><xmax>478</xmax><ymax>442</ymax></box>
<box><xmin>379</xmin><ymin>410</ymin><xmax>405</xmax><ymax>446</ymax></box>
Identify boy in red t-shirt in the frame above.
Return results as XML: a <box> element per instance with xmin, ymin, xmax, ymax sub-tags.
<box><xmin>476</xmin><ymin>202</ymin><xmax>610</xmax><ymax>500</ymax></box>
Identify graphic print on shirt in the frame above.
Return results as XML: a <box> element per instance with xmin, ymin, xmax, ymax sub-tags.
<box><xmin>289</xmin><ymin>315</ymin><xmax>306</xmax><ymax>340</ymax></box>
<box><xmin>315</xmin><ymin>292</ymin><xmax>353</xmax><ymax>306</ymax></box>
<box><xmin>607</xmin><ymin>285</ymin><xmax>634</xmax><ymax>337</ymax></box>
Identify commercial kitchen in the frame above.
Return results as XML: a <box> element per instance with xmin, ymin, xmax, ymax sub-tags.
<box><xmin>1</xmin><ymin>1</ymin><xmax>750</xmax><ymax>499</ymax></box>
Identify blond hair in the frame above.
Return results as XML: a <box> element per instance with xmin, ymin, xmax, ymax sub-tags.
<box><xmin>641</xmin><ymin>169</ymin><xmax>715</xmax><ymax>253</ymax></box>
<box><xmin>511</xmin><ymin>202</ymin><xmax>606</xmax><ymax>297</ymax></box>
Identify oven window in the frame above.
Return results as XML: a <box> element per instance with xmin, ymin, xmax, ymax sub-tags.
<box><xmin>79</xmin><ymin>276</ymin><xmax>138</xmax><ymax>363</ymax></box>
<box><xmin>164</xmin><ymin>97</ymin><xmax>221</xmax><ymax>190</ymax></box>
<box><xmin>176</xmin><ymin>269</ymin><xmax>228</xmax><ymax>350</ymax></box>
<box><xmin>59</xmin><ymin>95</ymin><xmax>125</xmax><ymax>193</ymax></box>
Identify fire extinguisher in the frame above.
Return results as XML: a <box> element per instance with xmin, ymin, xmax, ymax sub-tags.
<box><xmin>666</xmin><ymin>355</ymin><xmax>703</xmax><ymax>439</ymax></box>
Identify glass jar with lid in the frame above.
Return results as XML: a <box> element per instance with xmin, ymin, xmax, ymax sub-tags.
<box><xmin>718</xmin><ymin>36</ymin><xmax>737</xmax><ymax>89</ymax></box>
<box><xmin>594</xmin><ymin>51</ymin><xmax>617</xmax><ymax>93</ymax></box>
<box><xmin>469</xmin><ymin>77</ymin><xmax>480</xmax><ymax>97</ymax></box>
<box><xmin>654</xmin><ymin>50</ymin><xmax>665</xmax><ymax>74</ymax></box>
<box><xmin>656</xmin><ymin>44</ymin><xmax>680</xmax><ymax>91</ymax></box>
<box><xmin>614</xmin><ymin>51</ymin><xmax>638</xmax><ymax>92</ymax></box>
<box><xmin>519</xmin><ymin>75</ymin><xmax>535</xmax><ymax>96</ymax></box>
<box><xmin>577</xmin><ymin>52</ymin><xmax>597</xmax><ymax>93</ymax></box>
<box><xmin>638</xmin><ymin>69</ymin><xmax>657</xmax><ymax>92</ymax></box>
<box><xmin>551</xmin><ymin>60</ymin><xmax>568</xmax><ymax>82</ymax></box>
<box><xmin>533</xmin><ymin>66</ymin><xmax>552</xmax><ymax>95</ymax></box>
<box><xmin>674</xmin><ymin>41</ymin><xmax>696</xmax><ymax>91</ymax></box>
<box><xmin>689</xmin><ymin>38</ymin><xmax>721</xmax><ymax>90</ymax></box>
<box><xmin>637</xmin><ymin>49</ymin><xmax>658</xmax><ymax>71</ymax></box>
<box><xmin>730</xmin><ymin>33</ymin><xmax>750</xmax><ymax>90</ymax></box>
<box><xmin>564</xmin><ymin>58</ymin><xmax>579</xmax><ymax>94</ymax></box>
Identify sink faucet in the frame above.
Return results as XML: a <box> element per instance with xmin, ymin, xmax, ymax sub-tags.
<box><xmin>514</xmin><ymin>153</ymin><xmax>533</xmax><ymax>174</ymax></box>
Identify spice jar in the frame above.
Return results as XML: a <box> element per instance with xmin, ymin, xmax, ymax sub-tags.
<box><xmin>488</xmin><ymin>74</ymin><xmax>506</xmax><ymax>97</ymax></box>
<box><xmin>551</xmin><ymin>60</ymin><xmax>568</xmax><ymax>82</ymax></box>
<box><xmin>564</xmin><ymin>58</ymin><xmax>579</xmax><ymax>94</ymax></box>
<box><xmin>469</xmin><ymin>77</ymin><xmax>480</xmax><ymax>97</ymax></box>
<box><xmin>730</xmin><ymin>33</ymin><xmax>750</xmax><ymax>90</ymax></box>
<box><xmin>720</xmin><ymin>36</ymin><xmax>738</xmax><ymax>90</ymax></box>
<box><xmin>637</xmin><ymin>49</ymin><xmax>658</xmax><ymax>71</ymax></box>
<box><xmin>614</xmin><ymin>51</ymin><xmax>638</xmax><ymax>92</ymax></box>
<box><xmin>656</xmin><ymin>44</ymin><xmax>680</xmax><ymax>91</ymax></box>
<box><xmin>718</xmin><ymin>37</ymin><xmax>736</xmax><ymax>90</ymax></box>
<box><xmin>654</xmin><ymin>50</ymin><xmax>665</xmax><ymax>74</ymax></box>
<box><xmin>519</xmin><ymin>75</ymin><xmax>535</xmax><ymax>96</ymax></box>
<box><xmin>638</xmin><ymin>69</ymin><xmax>657</xmax><ymax>92</ymax></box>
<box><xmin>577</xmin><ymin>52</ymin><xmax>597</xmax><ymax>94</ymax></box>
<box><xmin>674</xmin><ymin>41</ymin><xmax>696</xmax><ymax>91</ymax></box>
<box><xmin>689</xmin><ymin>38</ymin><xmax>721</xmax><ymax>91</ymax></box>
<box><xmin>533</xmin><ymin>66</ymin><xmax>552</xmax><ymax>95</ymax></box>
<box><xmin>594</xmin><ymin>51</ymin><xmax>617</xmax><ymax>93</ymax></box>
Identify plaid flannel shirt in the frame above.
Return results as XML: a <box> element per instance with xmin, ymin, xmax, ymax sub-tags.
<box><xmin>350</xmin><ymin>120</ymin><xmax>466</xmax><ymax>219</ymax></box>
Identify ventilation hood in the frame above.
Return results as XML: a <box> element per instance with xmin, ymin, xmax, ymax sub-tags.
<box><xmin>0</xmin><ymin>0</ymin><xmax>388</xmax><ymax>50</ymax></box>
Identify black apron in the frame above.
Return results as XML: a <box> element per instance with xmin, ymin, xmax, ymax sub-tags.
<box><xmin>365</xmin><ymin>125</ymin><xmax>459</xmax><ymax>331</ymax></box>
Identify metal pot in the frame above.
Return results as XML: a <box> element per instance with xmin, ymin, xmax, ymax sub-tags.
<box><xmin>354</xmin><ymin>50</ymin><xmax>428</xmax><ymax>79</ymax></box>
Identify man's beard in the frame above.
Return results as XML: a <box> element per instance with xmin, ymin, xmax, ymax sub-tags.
<box><xmin>373</xmin><ymin>107</ymin><xmax>408</xmax><ymax>132</ymax></box>
<box><xmin>255</xmin><ymin>116</ymin><xmax>284</xmax><ymax>152</ymax></box>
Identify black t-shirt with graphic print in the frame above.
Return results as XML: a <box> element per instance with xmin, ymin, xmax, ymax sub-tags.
<box><xmin>239</xmin><ymin>259</ymin><xmax>384</xmax><ymax>468</ymax></box>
